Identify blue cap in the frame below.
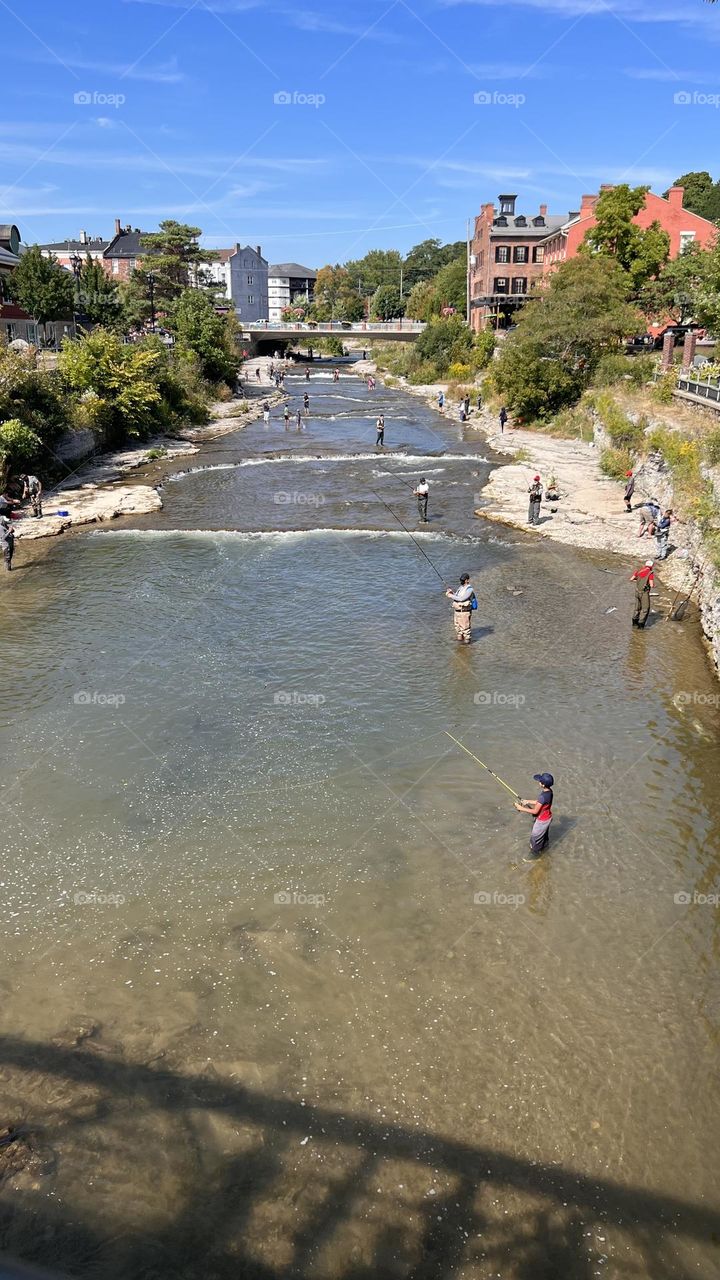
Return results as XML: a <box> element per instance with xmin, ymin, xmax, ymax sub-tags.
<box><xmin>533</xmin><ymin>772</ymin><xmax>554</xmax><ymax>787</ymax></box>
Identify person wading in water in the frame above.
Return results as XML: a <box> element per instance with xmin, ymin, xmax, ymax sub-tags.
<box><xmin>413</xmin><ymin>477</ymin><xmax>429</xmax><ymax>523</ymax></box>
<box><xmin>630</xmin><ymin>559</ymin><xmax>654</xmax><ymax>628</ymax></box>
<box><xmin>514</xmin><ymin>773</ymin><xmax>554</xmax><ymax>861</ymax></box>
<box><xmin>375</xmin><ymin>414</ymin><xmax>385</xmax><ymax>448</ymax></box>
<box><xmin>445</xmin><ymin>573</ymin><xmax>476</xmax><ymax>645</ymax></box>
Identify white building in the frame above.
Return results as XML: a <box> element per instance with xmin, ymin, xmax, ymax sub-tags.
<box><xmin>268</xmin><ymin>263</ymin><xmax>316</xmax><ymax>321</ymax></box>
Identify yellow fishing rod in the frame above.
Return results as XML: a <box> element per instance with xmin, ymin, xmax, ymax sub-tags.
<box><xmin>444</xmin><ymin>732</ymin><xmax>521</xmax><ymax>800</ymax></box>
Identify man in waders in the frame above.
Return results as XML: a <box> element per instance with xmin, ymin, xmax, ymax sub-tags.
<box><xmin>0</xmin><ymin>515</ymin><xmax>15</xmax><ymax>571</ymax></box>
<box><xmin>527</xmin><ymin>475</ymin><xmax>542</xmax><ymax>525</ymax></box>
<box><xmin>21</xmin><ymin>474</ymin><xmax>43</xmax><ymax>518</ymax></box>
<box><xmin>283</xmin><ymin>405</ymin><xmax>291</xmax><ymax>429</ymax></box>
<box><xmin>414</xmin><ymin>478</ymin><xmax>429</xmax><ymax>523</ymax></box>
<box><xmin>376</xmin><ymin>414</ymin><xmax>385</xmax><ymax>448</ymax></box>
<box><xmin>630</xmin><ymin>559</ymin><xmax>654</xmax><ymax>628</ymax></box>
<box><xmin>514</xmin><ymin>773</ymin><xmax>554</xmax><ymax>860</ymax></box>
<box><xmin>445</xmin><ymin>573</ymin><xmax>475</xmax><ymax>644</ymax></box>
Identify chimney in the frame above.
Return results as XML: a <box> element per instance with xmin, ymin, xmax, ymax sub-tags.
<box><xmin>667</xmin><ymin>185</ymin><xmax>684</xmax><ymax>210</ymax></box>
<box><xmin>256</xmin><ymin>245</ymin><xmax>262</xmax><ymax>257</ymax></box>
<box><xmin>79</xmin><ymin>229</ymin><xmax>88</xmax><ymax>245</ymax></box>
<box><xmin>539</xmin><ymin>203</ymin><xmax>547</xmax><ymax>217</ymax></box>
<box><xmin>580</xmin><ymin>194</ymin><xmax>596</xmax><ymax>215</ymax></box>
<box><xmin>114</xmin><ymin>218</ymin><xmax>121</xmax><ymax>235</ymax></box>
<box><xmin>568</xmin><ymin>211</ymin><xmax>580</xmax><ymax>221</ymax></box>
<box><xmin>599</xmin><ymin>183</ymin><xmax>613</xmax><ymax>192</ymax></box>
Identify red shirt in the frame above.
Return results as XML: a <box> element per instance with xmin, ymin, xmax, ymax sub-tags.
<box><xmin>632</xmin><ymin>566</ymin><xmax>654</xmax><ymax>588</ymax></box>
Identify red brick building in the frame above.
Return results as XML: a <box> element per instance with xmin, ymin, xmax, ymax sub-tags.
<box><xmin>468</xmin><ymin>194</ymin><xmax>575</xmax><ymax>331</ymax></box>
<box><xmin>541</xmin><ymin>185</ymin><xmax>718</xmax><ymax>274</ymax></box>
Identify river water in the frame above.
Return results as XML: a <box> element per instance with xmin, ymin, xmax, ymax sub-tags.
<box><xmin>0</xmin><ymin>362</ymin><xmax>718</xmax><ymax>1279</ymax></box>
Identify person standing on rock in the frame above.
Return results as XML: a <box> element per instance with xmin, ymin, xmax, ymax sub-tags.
<box><xmin>630</xmin><ymin>559</ymin><xmax>654</xmax><ymax>628</ymax></box>
<box><xmin>499</xmin><ymin>407</ymin><xmax>508</xmax><ymax>433</ymax></box>
<box><xmin>438</xmin><ymin>392</ymin><xmax>445</xmax><ymax>413</ymax></box>
<box><xmin>21</xmin><ymin>474</ymin><xmax>43</xmax><ymax>518</ymax></box>
<box><xmin>514</xmin><ymin>773</ymin><xmax>554</xmax><ymax>861</ymax></box>
<box><xmin>0</xmin><ymin>515</ymin><xmax>15</xmax><ymax>571</ymax></box>
<box><xmin>623</xmin><ymin>471</ymin><xmax>635</xmax><ymax>513</ymax></box>
<box><xmin>527</xmin><ymin>475</ymin><xmax>542</xmax><ymax>526</ymax></box>
<box><xmin>656</xmin><ymin>509</ymin><xmax>677</xmax><ymax>560</ymax></box>
<box><xmin>414</xmin><ymin>478</ymin><xmax>429</xmax><ymax>523</ymax></box>
<box><xmin>463</xmin><ymin>395</ymin><xmax>471</xmax><ymax>418</ymax></box>
<box><xmin>375</xmin><ymin>414</ymin><xmax>385</xmax><ymax>448</ymax></box>
<box><xmin>445</xmin><ymin>573</ymin><xmax>476</xmax><ymax>645</ymax></box>
<box><xmin>477</xmin><ymin>392</ymin><xmax>483</xmax><ymax>411</ymax></box>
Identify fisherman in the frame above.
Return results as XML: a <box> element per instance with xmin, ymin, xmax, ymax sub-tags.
<box><xmin>630</xmin><ymin>559</ymin><xmax>654</xmax><ymax>628</ymax></box>
<box><xmin>303</xmin><ymin>392</ymin><xmax>310</xmax><ymax>413</ymax></box>
<box><xmin>514</xmin><ymin>773</ymin><xmax>554</xmax><ymax>860</ymax></box>
<box><xmin>499</xmin><ymin>406</ymin><xmax>508</xmax><ymax>433</ymax></box>
<box><xmin>375</xmin><ymin>414</ymin><xmax>385</xmax><ymax>448</ymax></box>
<box><xmin>305</xmin><ymin>367</ymin><xmax>311</xmax><ymax>381</ymax></box>
<box><xmin>438</xmin><ymin>391</ymin><xmax>445</xmax><ymax>413</ymax></box>
<box><xmin>0</xmin><ymin>490</ymin><xmax>19</xmax><ymax>519</ymax></box>
<box><xmin>334</xmin><ymin>368</ymin><xmax>340</xmax><ymax>382</ymax></box>
<box><xmin>463</xmin><ymin>395</ymin><xmax>470</xmax><ymax>417</ymax></box>
<box><xmin>414</xmin><ymin>477</ymin><xmax>429</xmax><ymax>523</ymax></box>
<box><xmin>656</xmin><ymin>508</ymin><xmax>676</xmax><ymax>560</ymax></box>
<box><xmin>477</xmin><ymin>392</ymin><xmax>482</xmax><ymax>411</ymax></box>
<box><xmin>445</xmin><ymin>572</ymin><xmax>476</xmax><ymax>645</ymax></box>
<box><xmin>262</xmin><ymin>401</ymin><xmax>270</xmax><ymax>425</ymax></box>
<box><xmin>21</xmin><ymin>473</ymin><xmax>43</xmax><ymax>518</ymax></box>
<box><xmin>623</xmin><ymin>470</ymin><xmax>635</xmax><ymax>513</ymax></box>
<box><xmin>527</xmin><ymin>475</ymin><xmax>542</xmax><ymax>526</ymax></box>
<box><xmin>638</xmin><ymin>499</ymin><xmax>660</xmax><ymax>538</ymax></box>
<box><xmin>255</xmin><ymin>366</ymin><xmax>261</xmax><ymax>382</ymax></box>
<box><xmin>0</xmin><ymin>513</ymin><xmax>15</xmax><ymax>572</ymax></box>
<box><xmin>283</xmin><ymin>405</ymin><xmax>291</xmax><ymax>429</ymax></box>
<box><xmin>296</xmin><ymin>409</ymin><xmax>303</xmax><ymax>430</ymax></box>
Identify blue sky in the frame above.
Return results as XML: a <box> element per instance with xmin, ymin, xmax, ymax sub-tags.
<box><xmin>2</xmin><ymin>0</ymin><xmax>720</xmax><ymax>265</ymax></box>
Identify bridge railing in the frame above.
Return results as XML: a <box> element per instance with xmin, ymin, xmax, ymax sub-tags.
<box><xmin>242</xmin><ymin>320</ymin><xmax>425</xmax><ymax>332</ymax></box>
<box><xmin>676</xmin><ymin>372</ymin><xmax>720</xmax><ymax>406</ymax></box>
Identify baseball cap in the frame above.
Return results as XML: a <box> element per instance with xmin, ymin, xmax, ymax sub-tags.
<box><xmin>645</xmin><ymin>560</ymin><xmax>654</xmax><ymax>567</ymax></box>
<box><xmin>533</xmin><ymin>475</ymin><xmax>540</xmax><ymax>481</ymax></box>
<box><xmin>533</xmin><ymin>772</ymin><xmax>554</xmax><ymax>787</ymax></box>
<box><xmin>625</xmin><ymin>471</ymin><xmax>633</xmax><ymax>477</ymax></box>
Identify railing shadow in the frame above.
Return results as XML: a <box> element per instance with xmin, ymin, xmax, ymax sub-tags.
<box><xmin>0</xmin><ymin>1033</ymin><xmax>716</xmax><ymax>1279</ymax></box>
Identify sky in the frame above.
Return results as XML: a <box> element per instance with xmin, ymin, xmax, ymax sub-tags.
<box><xmin>2</xmin><ymin>0</ymin><xmax>720</xmax><ymax>267</ymax></box>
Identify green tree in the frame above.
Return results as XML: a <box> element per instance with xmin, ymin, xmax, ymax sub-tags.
<box><xmin>58</xmin><ymin>328</ymin><xmax>163</xmax><ymax>441</ymax></box>
<box><xmin>345</xmin><ymin>249</ymin><xmax>403</xmax><ymax>299</ymax></box>
<box><xmin>8</xmin><ymin>245</ymin><xmax>74</xmax><ymax>341</ymax></box>
<box><xmin>493</xmin><ymin>256</ymin><xmax>642</xmax><ymax>419</ymax></box>
<box><xmin>582</xmin><ymin>184</ymin><xmax>670</xmax><ymax>292</ymax></box>
<box><xmin>402</xmin><ymin>238</ymin><xmax>466</xmax><ymax>289</ymax></box>
<box><xmin>693</xmin><ymin>237</ymin><xmax>720</xmax><ymax>334</ymax></box>
<box><xmin>668</xmin><ymin>171</ymin><xmax>720</xmax><ymax>223</ymax></box>
<box><xmin>405</xmin><ymin>280</ymin><xmax>438</xmax><ymax>322</ymax></box>
<box><xmin>139</xmin><ymin>221</ymin><xmax>216</xmax><ymax>311</ymax></box>
<box><xmin>169</xmin><ymin>288</ymin><xmax>238</xmax><ymax>385</ymax></box>
<box><xmin>414</xmin><ymin>314</ymin><xmax>473</xmax><ymax>375</ymax></box>
<box><xmin>639</xmin><ymin>240</ymin><xmax>712</xmax><ymax>324</ymax></box>
<box><xmin>370</xmin><ymin>284</ymin><xmax>405</xmax><ymax>320</ymax></box>
<box><xmin>312</xmin><ymin>265</ymin><xmax>364</xmax><ymax>321</ymax></box>
<box><xmin>76</xmin><ymin>255</ymin><xmax>123</xmax><ymax>328</ymax></box>
<box><xmin>433</xmin><ymin>257</ymin><xmax>467</xmax><ymax>315</ymax></box>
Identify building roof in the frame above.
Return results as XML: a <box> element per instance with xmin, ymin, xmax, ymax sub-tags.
<box><xmin>490</xmin><ymin>214</ymin><xmax>567</xmax><ymax>237</ymax></box>
<box><xmin>268</xmin><ymin>263</ymin><xmax>317</xmax><ymax>279</ymax></box>
<box><xmin>0</xmin><ymin>302</ymin><xmax>33</xmax><ymax>320</ymax></box>
<box><xmin>105</xmin><ymin>229</ymin><xmax>155</xmax><ymax>258</ymax></box>
<box><xmin>0</xmin><ymin>245</ymin><xmax>20</xmax><ymax>269</ymax></box>
<box><xmin>39</xmin><ymin>237</ymin><xmax>109</xmax><ymax>253</ymax></box>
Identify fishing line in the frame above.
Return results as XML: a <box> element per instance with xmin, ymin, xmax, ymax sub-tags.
<box><xmin>444</xmin><ymin>732</ymin><xmax>521</xmax><ymax>800</ymax></box>
<box><xmin>369</xmin><ymin>488</ymin><xmax>449</xmax><ymax>587</ymax></box>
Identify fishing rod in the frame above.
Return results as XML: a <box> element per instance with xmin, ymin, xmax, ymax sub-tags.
<box><xmin>370</xmin><ymin>487</ymin><xmax>450</xmax><ymax>588</ymax></box>
<box><xmin>444</xmin><ymin>732</ymin><xmax>521</xmax><ymax>800</ymax></box>
<box><xmin>667</xmin><ymin>561</ymin><xmax>705</xmax><ymax>622</ymax></box>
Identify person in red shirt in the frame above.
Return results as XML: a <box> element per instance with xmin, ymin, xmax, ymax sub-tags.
<box><xmin>630</xmin><ymin>559</ymin><xmax>654</xmax><ymax>628</ymax></box>
<box><xmin>514</xmin><ymin>773</ymin><xmax>554</xmax><ymax>860</ymax></box>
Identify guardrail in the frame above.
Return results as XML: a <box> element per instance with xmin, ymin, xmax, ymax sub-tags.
<box><xmin>676</xmin><ymin>373</ymin><xmax>720</xmax><ymax>405</ymax></box>
<box><xmin>242</xmin><ymin>320</ymin><xmax>425</xmax><ymax>332</ymax></box>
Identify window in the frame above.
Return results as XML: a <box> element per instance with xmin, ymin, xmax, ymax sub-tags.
<box><xmin>532</xmin><ymin>246</ymin><xmax>545</xmax><ymax>264</ymax></box>
<box><xmin>495</xmin><ymin>245</ymin><xmax>510</xmax><ymax>263</ymax></box>
<box><xmin>514</xmin><ymin>216</ymin><xmax>527</xmax><ymax>227</ymax></box>
<box><xmin>513</xmin><ymin>246</ymin><xmax>528</xmax><ymax>263</ymax></box>
<box><xmin>494</xmin><ymin>278</ymin><xmax>508</xmax><ymax>294</ymax></box>
<box><xmin>533</xmin><ymin>216</ymin><xmax>545</xmax><ymax>226</ymax></box>
<box><xmin>247</xmin><ymin>274</ymin><xmax>254</xmax><ymax>285</ymax></box>
<box><xmin>248</xmin><ymin>295</ymin><xmax>255</xmax><ymax>304</ymax></box>
<box><xmin>500</xmin><ymin>199</ymin><xmax>514</xmax><ymax>214</ymax></box>
<box><xmin>679</xmin><ymin>231</ymin><xmax>696</xmax><ymax>252</ymax></box>
<box><xmin>512</xmin><ymin>278</ymin><xmax>527</xmax><ymax>294</ymax></box>
<box><xmin>111</xmin><ymin>259</ymin><xmax>119</xmax><ymax>275</ymax></box>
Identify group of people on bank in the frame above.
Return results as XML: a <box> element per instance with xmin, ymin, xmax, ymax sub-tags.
<box><xmin>0</xmin><ymin>474</ymin><xmax>44</xmax><ymax>571</ymax></box>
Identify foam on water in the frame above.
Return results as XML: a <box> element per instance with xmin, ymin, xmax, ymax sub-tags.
<box><xmin>88</xmin><ymin>527</ymin><xmax>475</xmax><ymax>544</ymax></box>
<box><xmin>167</xmin><ymin>453</ymin><xmax>486</xmax><ymax>480</ymax></box>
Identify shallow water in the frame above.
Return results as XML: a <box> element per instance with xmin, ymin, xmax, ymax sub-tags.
<box><xmin>0</xmin><ymin>362</ymin><xmax>719</xmax><ymax>1279</ymax></box>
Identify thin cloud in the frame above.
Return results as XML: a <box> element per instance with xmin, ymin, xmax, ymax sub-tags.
<box><xmin>467</xmin><ymin>61</ymin><xmax>553</xmax><ymax>78</ymax></box>
<box><xmin>31</xmin><ymin>53</ymin><xmax>186</xmax><ymax>83</ymax></box>
<box><xmin>123</xmin><ymin>0</ymin><xmax>259</xmax><ymax>10</ymax></box>
<box><xmin>439</xmin><ymin>0</ymin><xmax>715</xmax><ymax>21</ymax></box>
<box><xmin>625</xmin><ymin>67</ymin><xmax>720</xmax><ymax>85</ymax></box>
<box><xmin>282</xmin><ymin>9</ymin><xmax>403</xmax><ymax>42</ymax></box>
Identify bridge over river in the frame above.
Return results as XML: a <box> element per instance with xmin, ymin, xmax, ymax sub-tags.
<box><xmin>239</xmin><ymin>318</ymin><xmax>425</xmax><ymax>353</ymax></box>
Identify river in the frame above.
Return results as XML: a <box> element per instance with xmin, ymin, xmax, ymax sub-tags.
<box><xmin>0</xmin><ymin>360</ymin><xmax>718</xmax><ymax>1279</ymax></box>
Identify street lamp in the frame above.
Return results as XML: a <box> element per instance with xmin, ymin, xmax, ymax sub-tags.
<box><xmin>147</xmin><ymin>272</ymin><xmax>156</xmax><ymax>333</ymax></box>
<box><xmin>70</xmin><ymin>253</ymin><xmax>83</xmax><ymax>335</ymax></box>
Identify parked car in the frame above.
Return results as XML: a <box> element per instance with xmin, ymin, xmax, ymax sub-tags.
<box><xmin>652</xmin><ymin>323</ymin><xmax>705</xmax><ymax>350</ymax></box>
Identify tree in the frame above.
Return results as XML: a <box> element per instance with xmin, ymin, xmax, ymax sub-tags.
<box><xmin>433</xmin><ymin>257</ymin><xmax>467</xmax><ymax>315</ymax></box>
<box><xmin>402</xmin><ymin>238</ymin><xmax>465</xmax><ymax>289</ymax></box>
<box><xmin>405</xmin><ymin>280</ymin><xmax>438</xmax><ymax>322</ymax></box>
<box><xmin>169</xmin><ymin>288</ymin><xmax>238</xmax><ymax>385</ymax></box>
<box><xmin>76</xmin><ymin>255</ymin><xmax>123</xmax><ymax>328</ymax></box>
<box><xmin>58</xmin><ymin>328</ymin><xmax>163</xmax><ymax>441</ymax></box>
<box><xmin>139</xmin><ymin>221</ymin><xmax>216</xmax><ymax>311</ymax></box>
<box><xmin>639</xmin><ymin>240</ymin><xmax>712</xmax><ymax>324</ymax></box>
<box><xmin>8</xmin><ymin>245</ymin><xmax>74</xmax><ymax>340</ymax></box>
<box><xmin>414</xmin><ymin>314</ymin><xmax>473</xmax><ymax>374</ymax></box>
<box><xmin>582</xmin><ymin>184</ymin><xmax>670</xmax><ymax>292</ymax></box>
<box><xmin>370</xmin><ymin>284</ymin><xmax>405</xmax><ymax>320</ymax></box>
<box><xmin>312</xmin><ymin>265</ymin><xmax>364</xmax><ymax>321</ymax></box>
<box><xmin>493</xmin><ymin>256</ymin><xmax>643</xmax><ymax>419</ymax></box>
<box><xmin>668</xmin><ymin>171</ymin><xmax>716</xmax><ymax>219</ymax></box>
<box><xmin>344</xmin><ymin>249</ymin><xmax>402</xmax><ymax>299</ymax></box>
<box><xmin>693</xmin><ymin>238</ymin><xmax>720</xmax><ymax>334</ymax></box>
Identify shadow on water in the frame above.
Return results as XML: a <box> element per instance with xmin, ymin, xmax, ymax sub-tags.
<box><xmin>0</xmin><ymin>1034</ymin><xmax>717</xmax><ymax>1279</ymax></box>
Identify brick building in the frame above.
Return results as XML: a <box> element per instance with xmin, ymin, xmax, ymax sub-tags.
<box><xmin>469</xmin><ymin>194</ymin><xmax>572</xmax><ymax>331</ymax></box>
<box><xmin>541</xmin><ymin>185</ymin><xmax>718</xmax><ymax>273</ymax></box>
<box><xmin>39</xmin><ymin>229</ymin><xmax>109</xmax><ymax>271</ymax></box>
